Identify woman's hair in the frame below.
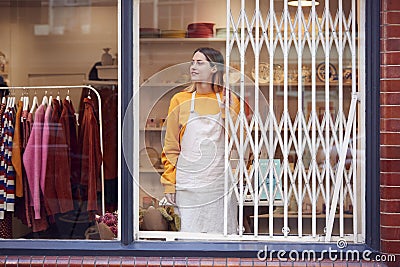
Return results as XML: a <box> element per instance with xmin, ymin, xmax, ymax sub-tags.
<box><xmin>185</xmin><ymin>47</ymin><xmax>225</xmax><ymax>93</ymax></box>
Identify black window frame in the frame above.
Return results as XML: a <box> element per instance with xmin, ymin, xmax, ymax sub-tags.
<box><xmin>1</xmin><ymin>0</ymin><xmax>380</xmax><ymax>257</ymax></box>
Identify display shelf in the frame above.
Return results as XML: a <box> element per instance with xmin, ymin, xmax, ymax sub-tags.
<box><xmin>253</xmin><ymin>213</ymin><xmax>353</xmax><ymax>219</ymax></box>
<box><xmin>140</xmin><ymin>127</ymin><xmax>165</xmax><ymax>131</ymax></box>
<box><xmin>243</xmin><ymin>200</ymin><xmax>284</xmax><ymax>206</ymax></box>
<box><xmin>255</xmin><ymin>82</ymin><xmax>353</xmax><ymax>87</ymax></box>
<box><xmin>84</xmin><ymin>79</ymin><xmax>118</xmax><ymax>85</ymax></box>
<box><xmin>140</xmin><ymin>37</ymin><xmax>226</xmax><ymax>43</ymax></box>
<box><xmin>140</xmin><ymin>167</ymin><xmax>164</xmax><ymax>173</ymax></box>
<box><xmin>140</xmin><ymin>82</ymin><xmax>188</xmax><ymax>88</ymax></box>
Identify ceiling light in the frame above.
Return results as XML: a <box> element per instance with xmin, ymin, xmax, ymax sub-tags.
<box><xmin>288</xmin><ymin>0</ymin><xmax>320</xmax><ymax>7</ymax></box>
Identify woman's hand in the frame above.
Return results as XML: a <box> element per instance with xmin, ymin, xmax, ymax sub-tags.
<box><xmin>165</xmin><ymin>193</ymin><xmax>176</xmax><ymax>205</ymax></box>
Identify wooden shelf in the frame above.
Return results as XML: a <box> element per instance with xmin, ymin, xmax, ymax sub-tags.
<box><xmin>140</xmin><ymin>127</ymin><xmax>165</xmax><ymax>131</ymax></box>
<box><xmin>251</xmin><ymin>213</ymin><xmax>353</xmax><ymax>219</ymax></box>
<box><xmin>140</xmin><ymin>168</ymin><xmax>163</xmax><ymax>173</ymax></box>
<box><xmin>140</xmin><ymin>37</ymin><xmax>226</xmax><ymax>43</ymax></box>
<box><xmin>254</xmin><ymin>82</ymin><xmax>353</xmax><ymax>87</ymax></box>
<box><xmin>140</xmin><ymin>83</ymin><xmax>188</xmax><ymax>88</ymax></box>
<box><xmin>84</xmin><ymin>79</ymin><xmax>118</xmax><ymax>85</ymax></box>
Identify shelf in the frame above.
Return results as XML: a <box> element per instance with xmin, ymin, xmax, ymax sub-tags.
<box><xmin>84</xmin><ymin>79</ymin><xmax>118</xmax><ymax>85</ymax></box>
<box><xmin>140</xmin><ymin>82</ymin><xmax>188</xmax><ymax>88</ymax></box>
<box><xmin>254</xmin><ymin>82</ymin><xmax>353</xmax><ymax>87</ymax></box>
<box><xmin>140</xmin><ymin>37</ymin><xmax>226</xmax><ymax>43</ymax></box>
<box><xmin>251</xmin><ymin>213</ymin><xmax>353</xmax><ymax>219</ymax></box>
<box><xmin>243</xmin><ymin>200</ymin><xmax>284</xmax><ymax>206</ymax></box>
<box><xmin>140</xmin><ymin>127</ymin><xmax>165</xmax><ymax>131</ymax></box>
<box><xmin>140</xmin><ymin>167</ymin><xmax>164</xmax><ymax>173</ymax></box>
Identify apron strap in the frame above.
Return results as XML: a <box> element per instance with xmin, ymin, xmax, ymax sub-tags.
<box><xmin>191</xmin><ymin>91</ymin><xmax>223</xmax><ymax>112</ymax></box>
<box><xmin>216</xmin><ymin>92</ymin><xmax>222</xmax><ymax>106</ymax></box>
<box><xmin>190</xmin><ymin>91</ymin><xmax>196</xmax><ymax>113</ymax></box>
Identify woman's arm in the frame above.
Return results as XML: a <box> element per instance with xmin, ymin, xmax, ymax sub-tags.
<box><xmin>160</xmin><ymin>95</ymin><xmax>181</xmax><ymax>194</ymax></box>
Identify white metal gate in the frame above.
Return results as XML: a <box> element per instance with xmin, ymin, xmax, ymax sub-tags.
<box><xmin>224</xmin><ymin>0</ymin><xmax>363</xmax><ymax>243</ymax></box>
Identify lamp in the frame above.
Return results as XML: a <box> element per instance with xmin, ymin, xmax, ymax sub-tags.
<box><xmin>288</xmin><ymin>0</ymin><xmax>320</xmax><ymax>6</ymax></box>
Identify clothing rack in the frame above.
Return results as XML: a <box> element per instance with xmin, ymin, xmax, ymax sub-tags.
<box><xmin>0</xmin><ymin>85</ymin><xmax>106</xmax><ymax>215</ymax></box>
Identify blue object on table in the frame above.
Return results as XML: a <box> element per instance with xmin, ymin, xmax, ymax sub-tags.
<box><xmin>258</xmin><ymin>159</ymin><xmax>282</xmax><ymax>201</ymax></box>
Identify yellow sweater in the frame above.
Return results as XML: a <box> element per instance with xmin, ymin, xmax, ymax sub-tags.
<box><xmin>160</xmin><ymin>90</ymin><xmax>240</xmax><ymax>193</ymax></box>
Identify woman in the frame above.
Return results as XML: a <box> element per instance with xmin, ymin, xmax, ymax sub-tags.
<box><xmin>160</xmin><ymin>47</ymin><xmax>239</xmax><ymax>234</ymax></box>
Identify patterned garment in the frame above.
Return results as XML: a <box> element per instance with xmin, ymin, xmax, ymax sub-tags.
<box><xmin>0</xmin><ymin>106</ymin><xmax>15</xmax><ymax>220</ymax></box>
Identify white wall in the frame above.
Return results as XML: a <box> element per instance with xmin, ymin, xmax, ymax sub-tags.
<box><xmin>0</xmin><ymin>5</ymin><xmax>117</xmax><ymax>87</ymax></box>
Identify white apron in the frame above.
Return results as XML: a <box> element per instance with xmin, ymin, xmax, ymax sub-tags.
<box><xmin>175</xmin><ymin>91</ymin><xmax>237</xmax><ymax>234</ymax></box>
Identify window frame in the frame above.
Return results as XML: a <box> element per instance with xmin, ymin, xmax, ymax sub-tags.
<box><xmin>1</xmin><ymin>0</ymin><xmax>380</xmax><ymax>257</ymax></box>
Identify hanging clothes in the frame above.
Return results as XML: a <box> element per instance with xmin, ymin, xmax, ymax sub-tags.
<box><xmin>79</xmin><ymin>86</ymin><xmax>116</xmax><ymax>180</ymax></box>
<box><xmin>14</xmin><ymin>108</ymin><xmax>30</xmax><ymax>226</ymax></box>
<box><xmin>23</xmin><ymin>104</ymin><xmax>46</xmax><ymax>219</ymax></box>
<box><xmin>79</xmin><ymin>85</ymin><xmax>117</xmax><ymax>211</ymax></box>
<box><xmin>59</xmin><ymin>99</ymin><xmax>80</xmax><ymax>204</ymax></box>
<box><xmin>12</xmin><ymin>100</ymin><xmax>23</xmax><ymax>198</ymax></box>
<box><xmin>0</xmin><ymin>104</ymin><xmax>16</xmax><ymax>237</ymax></box>
<box><xmin>0</xmin><ymin>105</ymin><xmax>16</xmax><ymax>219</ymax></box>
<box><xmin>4</xmin><ymin>106</ymin><xmax>16</xmax><ymax>213</ymax></box>
<box><xmin>41</xmin><ymin>102</ymin><xmax>52</xmax><ymax>215</ymax></box>
<box><xmin>79</xmin><ymin>97</ymin><xmax>102</xmax><ymax>212</ymax></box>
<box><xmin>14</xmin><ymin>104</ymin><xmax>27</xmax><ymax>225</ymax></box>
<box><xmin>20</xmin><ymin>107</ymin><xmax>48</xmax><ymax>232</ymax></box>
<box><xmin>0</xmin><ymin>211</ymin><xmax>12</xmax><ymax>238</ymax></box>
<box><xmin>44</xmin><ymin>98</ymin><xmax>73</xmax><ymax>215</ymax></box>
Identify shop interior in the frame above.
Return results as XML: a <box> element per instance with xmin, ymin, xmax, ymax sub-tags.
<box><xmin>0</xmin><ymin>0</ymin><xmax>118</xmax><ymax>239</ymax></box>
<box><xmin>0</xmin><ymin>0</ymin><xmax>360</xmax><ymax>240</ymax></box>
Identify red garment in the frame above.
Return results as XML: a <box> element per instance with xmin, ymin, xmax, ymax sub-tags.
<box><xmin>0</xmin><ymin>211</ymin><xmax>12</xmax><ymax>238</ymax></box>
<box><xmin>44</xmin><ymin>99</ymin><xmax>73</xmax><ymax>215</ymax></box>
<box><xmin>60</xmin><ymin>100</ymin><xmax>80</xmax><ymax>186</ymax></box>
<box><xmin>79</xmin><ymin>98</ymin><xmax>102</xmax><ymax>212</ymax></box>
<box><xmin>79</xmin><ymin>86</ymin><xmax>117</xmax><ymax>180</ymax></box>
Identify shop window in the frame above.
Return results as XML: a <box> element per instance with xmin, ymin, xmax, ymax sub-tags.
<box><xmin>136</xmin><ymin>0</ymin><xmax>365</xmax><ymax>244</ymax></box>
<box><xmin>0</xmin><ymin>0</ymin><xmax>119</xmax><ymax>240</ymax></box>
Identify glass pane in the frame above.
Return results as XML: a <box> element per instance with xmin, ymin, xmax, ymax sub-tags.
<box><xmin>136</xmin><ymin>0</ymin><xmax>364</xmax><ymax>242</ymax></box>
<box><xmin>0</xmin><ymin>0</ymin><xmax>119</xmax><ymax>240</ymax></box>
<box><xmin>138</xmin><ymin>0</ymin><xmax>229</xmax><ymax>235</ymax></box>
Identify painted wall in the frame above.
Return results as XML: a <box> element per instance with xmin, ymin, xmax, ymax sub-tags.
<box><xmin>0</xmin><ymin>5</ymin><xmax>117</xmax><ymax>85</ymax></box>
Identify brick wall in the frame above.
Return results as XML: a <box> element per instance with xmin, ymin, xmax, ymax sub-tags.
<box><xmin>381</xmin><ymin>0</ymin><xmax>400</xmax><ymax>259</ymax></box>
<box><xmin>0</xmin><ymin>256</ymin><xmax>387</xmax><ymax>266</ymax></box>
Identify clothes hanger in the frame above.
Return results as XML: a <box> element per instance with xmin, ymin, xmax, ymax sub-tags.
<box><xmin>6</xmin><ymin>92</ymin><xmax>10</xmax><ymax>109</ymax></box>
<box><xmin>30</xmin><ymin>90</ymin><xmax>38</xmax><ymax>114</ymax></box>
<box><xmin>42</xmin><ymin>90</ymin><xmax>48</xmax><ymax>106</ymax></box>
<box><xmin>22</xmin><ymin>89</ymin><xmax>29</xmax><ymax>110</ymax></box>
<box><xmin>10</xmin><ymin>90</ymin><xmax>15</xmax><ymax>108</ymax></box>
<box><xmin>66</xmin><ymin>89</ymin><xmax>70</xmax><ymax>102</ymax></box>
<box><xmin>56</xmin><ymin>90</ymin><xmax>61</xmax><ymax>102</ymax></box>
<box><xmin>23</xmin><ymin>94</ymin><xmax>29</xmax><ymax>111</ymax></box>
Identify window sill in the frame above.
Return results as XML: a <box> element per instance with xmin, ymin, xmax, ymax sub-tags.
<box><xmin>1</xmin><ymin>239</ymin><xmax>379</xmax><ymax>258</ymax></box>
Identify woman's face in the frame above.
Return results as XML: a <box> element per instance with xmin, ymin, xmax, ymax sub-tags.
<box><xmin>190</xmin><ymin>51</ymin><xmax>216</xmax><ymax>83</ymax></box>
